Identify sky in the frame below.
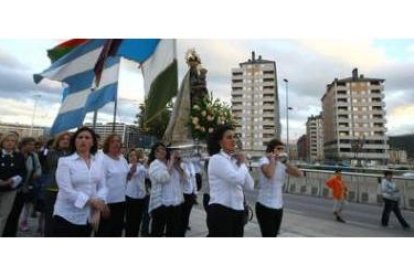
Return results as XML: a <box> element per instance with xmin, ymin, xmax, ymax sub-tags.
<box><xmin>1</xmin><ymin>39</ymin><xmax>414</xmax><ymax>142</ymax></box>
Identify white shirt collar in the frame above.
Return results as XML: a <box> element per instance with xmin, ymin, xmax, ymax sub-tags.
<box><xmin>220</xmin><ymin>149</ymin><xmax>232</xmax><ymax>160</ymax></box>
<box><xmin>2</xmin><ymin>149</ymin><xmax>14</xmax><ymax>156</ymax></box>
<box><xmin>70</xmin><ymin>152</ymin><xmax>96</xmax><ymax>161</ymax></box>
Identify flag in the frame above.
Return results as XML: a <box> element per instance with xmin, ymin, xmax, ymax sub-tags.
<box><xmin>115</xmin><ymin>39</ymin><xmax>178</xmax><ymax>123</ymax></box>
<box><xmin>47</xmin><ymin>39</ymin><xmax>88</xmax><ymax>63</ymax></box>
<box><xmin>34</xmin><ymin>39</ymin><xmax>120</xmax><ymax>135</ymax></box>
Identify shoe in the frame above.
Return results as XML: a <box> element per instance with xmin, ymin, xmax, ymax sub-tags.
<box><xmin>336</xmin><ymin>216</ymin><xmax>346</xmax><ymax>223</ymax></box>
<box><xmin>186</xmin><ymin>226</ymin><xmax>191</xmax><ymax>231</ymax></box>
<box><xmin>20</xmin><ymin>221</ymin><xmax>29</xmax><ymax>232</ymax></box>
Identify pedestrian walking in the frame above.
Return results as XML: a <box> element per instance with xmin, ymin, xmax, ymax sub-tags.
<box><xmin>206</xmin><ymin>124</ymin><xmax>254</xmax><ymax>237</ymax></box>
<box><xmin>326</xmin><ymin>169</ymin><xmax>348</xmax><ymax>223</ymax></box>
<box><xmin>95</xmin><ymin>134</ymin><xmax>129</xmax><ymax>237</ymax></box>
<box><xmin>53</xmin><ymin>127</ymin><xmax>108</xmax><ymax>237</ymax></box>
<box><xmin>125</xmin><ymin>148</ymin><xmax>148</xmax><ymax>237</ymax></box>
<box><xmin>255</xmin><ymin>138</ymin><xmax>303</xmax><ymax>237</ymax></box>
<box><xmin>43</xmin><ymin>132</ymin><xmax>71</xmax><ymax>237</ymax></box>
<box><xmin>0</xmin><ymin>132</ymin><xmax>26</xmax><ymax>236</ymax></box>
<box><xmin>381</xmin><ymin>170</ymin><xmax>410</xmax><ymax>229</ymax></box>
<box><xmin>148</xmin><ymin>143</ymin><xmax>184</xmax><ymax>237</ymax></box>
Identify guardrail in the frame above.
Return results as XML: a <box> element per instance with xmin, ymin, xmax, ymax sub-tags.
<box><xmin>248</xmin><ymin>167</ymin><xmax>414</xmax><ymax>210</ymax></box>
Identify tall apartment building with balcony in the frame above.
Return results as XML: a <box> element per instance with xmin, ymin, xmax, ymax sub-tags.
<box><xmin>321</xmin><ymin>68</ymin><xmax>389</xmax><ymax>166</ymax></box>
<box><xmin>231</xmin><ymin>51</ymin><xmax>281</xmax><ymax>156</ymax></box>
<box><xmin>306</xmin><ymin>113</ymin><xmax>324</xmax><ymax>163</ymax></box>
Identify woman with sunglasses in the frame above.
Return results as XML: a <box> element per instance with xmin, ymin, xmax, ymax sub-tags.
<box><xmin>256</xmin><ymin>138</ymin><xmax>303</xmax><ymax>237</ymax></box>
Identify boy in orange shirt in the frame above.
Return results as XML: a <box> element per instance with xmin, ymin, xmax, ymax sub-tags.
<box><xmin>326</xmin><ymin>169</ymin><xmax>348</xmax><ymax>223</ymax></box>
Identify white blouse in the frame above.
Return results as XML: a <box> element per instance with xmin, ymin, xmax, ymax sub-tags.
<box><xmin>54</xmin><ymin>153</ymin><xmax>107</xmax><ymax>225</ymax></box>
<box><xmin>148</xmin><ymin>159</ymin><xmax>184</xmax><ymax>212</ymax></box>
<box><xmin>257</xmin><ymin>156</ymin><xmax>287</xmax><ymax>209</ymax></box>
<box><xmin>102</xmin><ymin>154</ymin><xmax>129</xmax><ymax>204</ymax></box>
<box><xmin>182</xmin><ymin>160</ymin><xmax>197</xmax><ymax>195</ymax></box>
<box><xmin>207</xmin><ymin>150</ymin><xmax>254</xmax><ymax>211</ymax></box>
<box><xmin>125</xmin><ymin>163</ymin><xmax>147</xmax><ymax>199</ymax></box>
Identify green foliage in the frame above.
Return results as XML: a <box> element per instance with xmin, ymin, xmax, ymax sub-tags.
<box><xmin>136</xmin><ymin>100</ymin><xmax>172</xmax><ymax>140</ymax></box>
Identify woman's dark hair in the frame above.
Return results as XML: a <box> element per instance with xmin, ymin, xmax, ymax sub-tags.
<box><xmin>265</xmin><ymin>138</ymin><xmax>284</xmax><ymax>153</ymax></box>
<box><xmin>69</xmin><ymin>126</ymin><xmax>98</xmax><ymax>155</ymax></box>
<box><xmin>19</xmin><ymin>137</ymin><xmax>36</xmax><ymax>150</ymax></box>
<box><xmin>102</xmin><ymin>134</ymin><xmax>122</xmax><ymax>154</ymax></box>
<box><xmin>207</xmin><ymin>124</ymin><xmax>235</xmax><ymax>156</ymax></box>
<box><xmin>148</xmin><ymin>142</ymin><xmax>169</xmax><ymax>165</ymax></box>
<box><xmin>384</xmin><ymin>170</ymin><xmax>393</xmax><ymax>177</ymax></box>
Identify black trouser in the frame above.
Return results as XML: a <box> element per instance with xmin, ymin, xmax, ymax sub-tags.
<box><xmin>52</xmin><ymin>215</ymin><xmax>91</xmax><ymax>237</ymax></box>
<box><xmin>2</xmin><ymin>191</ymin><xmax>25</xmax><ymax>237</ymax></box>
<box><xmin>125</xmin><ymin>196</ymin><xmax>146</xmax><ymax>237</ymax></box>
<box><xmin>150</xmin><ymin>205</ymin><xmax>182</xmax><ymax>237</ymax></box>
<box><xmin>381</xmin><ymin>198</ymin><xmax>409</xmax><ymax>227</ymax></box>
<box><xmin>255</xmin><ymin>202</ymin><xmax>283</xmax><ymax>237</ymax></box>
<box><xmin>180</xmin><ymin>193</ymin><xmax>196</xmax><ymax>236</ymax></box>
<box><xmin>207</xmin><ymin>203</ymin><xmax>244</xmax><ymax>237</ymax></box>
<box><xmin>95</xmin><ymin>202</ymin><xmax>126</xmax><ymax>237</ymax></box>
<box><xmin>140</xmin><ymin>196</ymin><xmax>150</xmax><ymax>236</ymax></box>
<box><xmin>44</xmin><ymin>190</ymin><xmax>58</xmax><ymax>237</ymax></box>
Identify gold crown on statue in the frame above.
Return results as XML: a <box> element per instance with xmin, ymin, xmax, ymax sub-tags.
<box><xmin>185</xmin><ymin>48</ymin><xmax>201</xmax><ymax>65</ymax></box>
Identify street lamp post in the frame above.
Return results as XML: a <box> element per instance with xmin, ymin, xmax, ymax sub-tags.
<box><xmin>283</xmin><ymin>79</ymin><xmax>289</xmax><ymax>156</ymax></box>
<box><xmin>30</xmin><ymin>94</ymin><xmax>41</xmax><ymax>136</ymax></box>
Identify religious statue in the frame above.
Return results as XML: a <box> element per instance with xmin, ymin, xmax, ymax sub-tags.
<box><xmin>186</xmin><ymin>49</ymin><xmax>208</xmax><ymax>106</ymax></box>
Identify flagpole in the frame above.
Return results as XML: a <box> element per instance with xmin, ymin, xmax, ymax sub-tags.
<box><xmin>112</xmin><ymin>92</ymin><xmax>118</xmax><ymax>133</ymax></box>
<box><xmin>92</xmin><ymin>110</ymin><xmax>98</xmax><ymax>130</ymax></box>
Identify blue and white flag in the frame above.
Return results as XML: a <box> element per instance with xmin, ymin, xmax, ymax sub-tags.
<box><xmin>115</xmin><ymin>39</ymin><xmax>178</xmax><ymax>123</ymax></box>
<box><xmin>34</xmin><ymin>39</ymin><xmax>120</xmax><ymax>135</ymax></box>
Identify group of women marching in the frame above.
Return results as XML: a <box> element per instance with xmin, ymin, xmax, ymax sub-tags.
<box><xmin>0</xmin><ymin>123</ymin><xmax>303</xmax><ymax>237</ymax></box>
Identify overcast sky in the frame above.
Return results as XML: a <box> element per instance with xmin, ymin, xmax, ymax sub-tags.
<box><xmin>1</xmin><ymin>39</ymin><xmax>414</xmax><ymax>142</ymax></box>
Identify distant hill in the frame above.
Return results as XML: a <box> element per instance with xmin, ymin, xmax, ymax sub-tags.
<box><xmin>389</xmin><ymin>134</ymin><xmax>414</xmax><ymax>158</ymax></box>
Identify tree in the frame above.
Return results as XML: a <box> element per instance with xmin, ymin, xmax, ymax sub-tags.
<box><xmin>136</xmin><ymin>100</ymin><xmax>172</xmax><ymax>140</ymax></box>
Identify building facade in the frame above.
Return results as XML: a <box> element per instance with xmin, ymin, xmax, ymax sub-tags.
<box><xmin>84</xmin><ymin>122</ymin><xmax>142</xmax><ymax>149</ymax></box>
<box><xmin>297</xmin><ymin>134</ymin><xmax>308</xmax><ymax>161</ymax></box>
<box><xmin>0</xmin><ymin>122</ymin><xmax>45</xmax><ymax>139</ymax></box>
<box><xmin>306</xmin><ymin>113</ymin><xmax>324</xmax><ymax>163</ymax></box>
<box><xmin>321</xmin><ymin>68</ymin><xmax>389</xmax><ymax>166</ymax></box>
<box><xmin>231</xmin><ymin>51</ymin><xmax>281</xmax><ymax>157</ymax></box>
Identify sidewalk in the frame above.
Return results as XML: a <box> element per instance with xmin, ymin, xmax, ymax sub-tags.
<box><xmin>16</xmin><ymin>205</ymin><xmax>414</xmax><ymax>237</ymax></box>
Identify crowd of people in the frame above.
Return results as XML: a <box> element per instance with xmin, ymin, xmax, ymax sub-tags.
<box><xmin>0</xmin><ymin>124</ymin><xmax>411</xmax><ymax>238</ymax></box>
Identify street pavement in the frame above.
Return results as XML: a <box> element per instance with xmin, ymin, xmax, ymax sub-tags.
<box><xmin>14</xmin><ymin>192</ymin><xmax>414</xmax><ymax>237</ymax></box>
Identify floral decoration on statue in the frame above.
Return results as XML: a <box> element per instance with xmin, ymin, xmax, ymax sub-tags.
<box><xmin>189</xmin><ymin>92</ymin><xmax>234</xmax><ymax>141</ymax></box>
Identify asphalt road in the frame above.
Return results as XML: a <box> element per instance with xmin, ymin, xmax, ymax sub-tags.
<box><xmin>244</xmin><ymin>188</ymin><xmax>414</xmax><ymax>234</ymax></box>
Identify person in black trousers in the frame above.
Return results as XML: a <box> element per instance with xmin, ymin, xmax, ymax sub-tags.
<box><xmin>380</xmin><ymin>171</ymin><xmax>410</xmax><ymax>229</ymax></box>
<box><xmin>43</xmin><ymin>132</ymin><xmax>71</xmax><ymax>237</ymax></box>
<box><xmin>206</xmin><ymin>124</ymin><xmax>254</xmax><ymax>237</ymax></box>
<box><xmin>0</xmin><ymin>132</ymin><xmax>26</xmax><ymax>236</ymax></box>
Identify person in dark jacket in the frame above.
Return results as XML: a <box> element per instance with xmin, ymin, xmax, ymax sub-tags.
<box><xmin>43</xmin><ymin>132</ymin><xmax>71</xmax><ymax>237</ymax></box>
<box><xmin>0</xmin><ymin>132</ymin><xmax>26</xmax><ymax>236</ymax></box>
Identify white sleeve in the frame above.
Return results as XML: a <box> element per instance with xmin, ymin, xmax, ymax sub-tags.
<box><xmin>208</xmin><ymin>155</ymin><xmax>253</xmax><ymax>188</ymax></box>
<box><xmin>96</xmin><ymin>162</ymin><xmax>108</xmax><ymax>202</ymax></box>
<box><xmin>56</xmin><ymin>158</ymin><xmax>90</xmax><ymax>209</ymax></box>
<box><xmin>149</xmin><ymin>161</ymin><xmax>171</xmax><ymax>184</ymax></box>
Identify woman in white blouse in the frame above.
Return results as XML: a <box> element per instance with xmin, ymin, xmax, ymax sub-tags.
<box><xmin>95</xmin><ymin>134</ymin><xmax>129</xmax><ymax>237</ymax></box>
<box><xmin>148</xmin><ymin>143</ymin><xmax>184</xmax><ymax>237</ymax></box>
<box><xmin>125</xmin><ymin>148</ymin><xmax>148</xmax><ymax>237</ymax></box>
<box><xmin>207</xmin><ymin>124</ymin><xmax>254</xmax><ymax>237</ymax></box>
<box><xmin>256</xmin><ymin>138</ymin><xmax>302</xmax><ymax>237</ymax></box>
<box><xmin>53</xmin><ymin>127</ymin><xmax>108</xmax><ymax>237</ymax></box>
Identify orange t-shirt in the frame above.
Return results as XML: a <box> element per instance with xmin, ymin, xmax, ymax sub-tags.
<box><xmin>326</xmin><ymin>175</ymin><xmax>347</xmax><ymax>200</ymax></box>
